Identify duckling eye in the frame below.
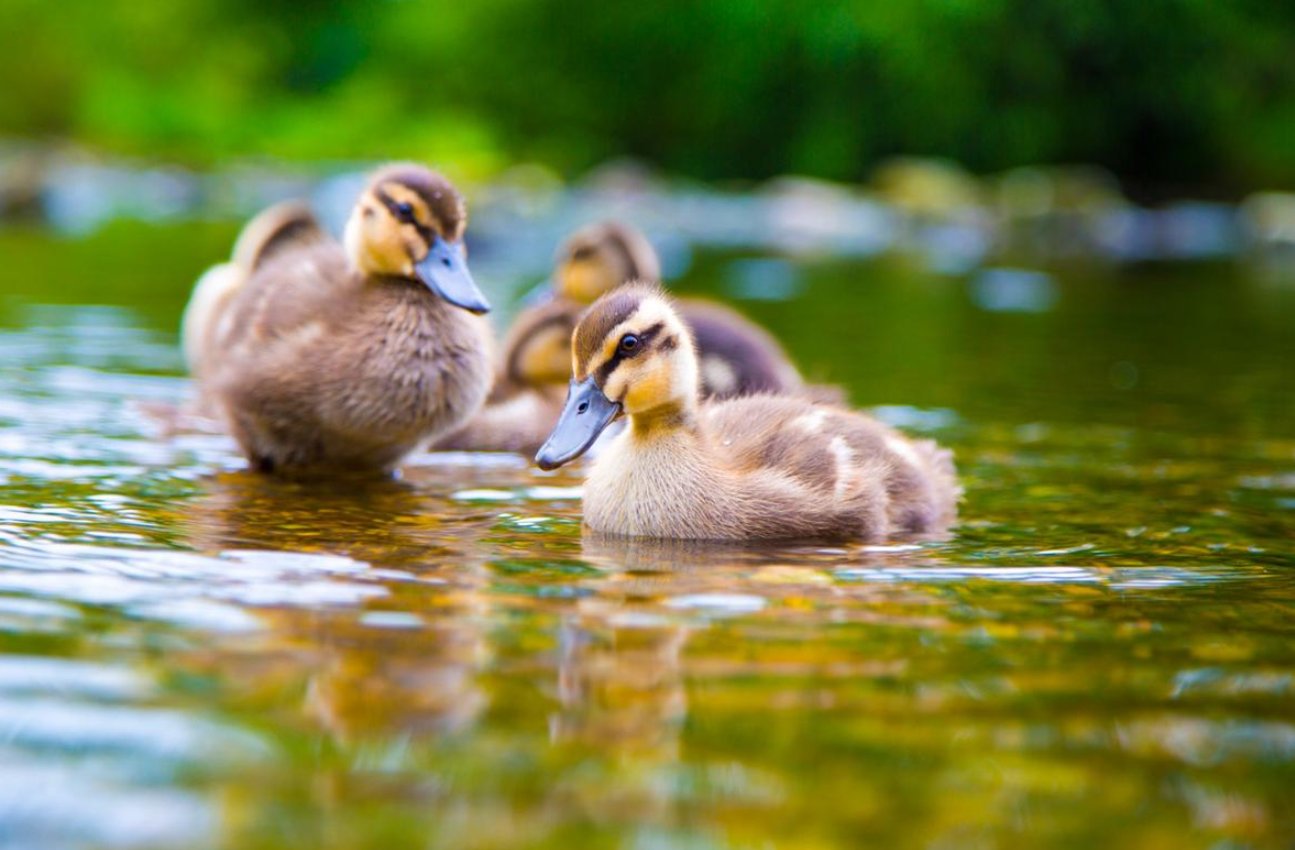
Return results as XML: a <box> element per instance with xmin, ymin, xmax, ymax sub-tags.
<box><xmin>619</xmin><ymin>334</ymin><xmax>640</xmax><ymax>353</ymax></box>
<box><xmin>394</xmin><ymin>202</ymin><xmax>415</xmax><ymax>223</ymax></box>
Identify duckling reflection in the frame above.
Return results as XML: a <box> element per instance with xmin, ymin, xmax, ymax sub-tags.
<box><xmin>173</xmin><ymin>467</ymin><xmax>504</xmax><ymax>566</ymax></box>
<box><xmin>545</xmin><ymin>535</ymin><xmax>804</xmax><ymax>759</ymax></box>
<box><xmin>172</xmin><ymin>592</ymin><xmax>488</xmax><ymax>745</ymax></box>
<box><xmin>550</xmin><ymin>610</ymin><xmax>689</xmax><ymax>758</ymax></box>
<box><xmin>300</xmin><ymin>596</ymin><xmax>488</xmax><ymax>741</ymax></box>
<box><xmin>167</xmin><ymin>469</ymin><xmax>499</xmax><ymax>743</ymax></box>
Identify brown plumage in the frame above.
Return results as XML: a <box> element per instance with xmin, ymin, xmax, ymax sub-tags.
<box><xmin>535</xmin><ymin>285</ymin><xmax>959</xmax><ymax>541</ymax></box>
<box><xmin>186</xmin><ymin>163</ymin><xmax>494</xmax><ymax>475</ymax></box>
<box><xmin>436</xmin><ymin>219</ymin><xmax>812</xmax><ymax>454</ymax></box>
<box><xmin>182</xmin><ymin>200</ymin><xmax>326</xmax><ymax>377</ymax></box>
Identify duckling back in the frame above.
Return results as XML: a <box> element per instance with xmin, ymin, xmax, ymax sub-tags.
<box><xmin>181</xmin><ymin>201</ymin><xmax>325</xmax><ymax>376</ymax></box>
<box><xmin>702</xmin><ymin>396</ymin><xmax>960</xmax><ymax>537</ymax></box>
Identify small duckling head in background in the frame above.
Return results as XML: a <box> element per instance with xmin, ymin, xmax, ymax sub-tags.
<box><xmin>343</xmin><ymin>163</ymin><xmax>490</xmax><ymax>314</ymax></box>
<box><xmin>554</xmin><ymin>221</ymin><xmax>661</xmax><ymax>304</ymax></box>
<box><xmin>501</xmin><ymin>221</ymin><xmax>661</xmax><ymax>388</ymax></box>
<box><xmin>537</xmin><ymin>283</ymin><xmax>695</xmax><ymax>468</ymax></box>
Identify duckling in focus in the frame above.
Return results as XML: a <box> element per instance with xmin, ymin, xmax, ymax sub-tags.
<box><xmin>435</xmin><ymin>220</ymin><xmax>806</xmax><ymax>454</ymax></box>
<box><xmin>534</xmin><ymin>285</ymin><xmax>958</xmax><ymax>541</ymax></box>
<box><xmin>187</xmin><ymin>163</ymin><xmax>494</xmax><ymax>475</ymax></box>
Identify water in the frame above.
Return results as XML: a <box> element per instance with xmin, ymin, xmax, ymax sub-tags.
<box><xmin>1</xmin><ymin>221</ymin><xmax>1294</xmax><ymax>849</ymax></box>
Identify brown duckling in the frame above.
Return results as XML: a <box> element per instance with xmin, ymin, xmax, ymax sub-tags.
<box><xmin>536</xmin><ymin>220</ymin><xmax>806</xmax><ymax>398</ymax></box>
<box><xmin>187</xmin><ymin>163</ymin><xmax>494</xmax><ymax>475</ymax></box>
<box><xmin>534</xmin><ymin>285</ymin><xmax>959</xmax><ymax>541</ymax></box>
<box><xmin>435</xmin><ymin>220</ymin><xmax>806</xmax><ymax>454</ymax></box>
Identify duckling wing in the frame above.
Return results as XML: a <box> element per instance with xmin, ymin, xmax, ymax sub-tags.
<box><xmin>183</xmin><ymin>202</ymin><xmax>329</xmax><ymax>376</ymax></box>
<box><xmin>703</xmin><ymin>395</ymin><xmax>959</xmax><ymax>535</ymax></box>
<box><xmin>703</xmin><ymin>395</ymin><xmax>859</xmax><ymax>492</ymax></box>
<box><xmin>203</xmin><ymin>242</ymin><xmax>356</xmax><ymax>380</ymax></box>
<box><xmin>232</xmin><ymin>201</ymin><xmax>328</xmax><ymax>275</ymax></box>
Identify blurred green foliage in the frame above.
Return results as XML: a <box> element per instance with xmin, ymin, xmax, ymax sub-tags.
<box><xmin>3</xmin><ymin>0</ymin><xmax>1295</xmax><ymax>191</ymax></box>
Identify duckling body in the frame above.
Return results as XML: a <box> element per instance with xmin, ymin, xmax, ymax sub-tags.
<box><xmin>190</xmin><ymin>164</ymin><xmax>493</xmax><ymax>475</ymax></box>
<box><xmin>437</xmin><ymin>221</ymin><xmax>806</xmax><ymax>454</ymax></box>
<box><xmin>535</xmin><ymin>286</ymin><xmax>958</xmax><ymax>541</ymax></box>
<box><xmin>583</xmin><ymin>395</ymin><xmax>956</xmax><ymax>540</ymax></box>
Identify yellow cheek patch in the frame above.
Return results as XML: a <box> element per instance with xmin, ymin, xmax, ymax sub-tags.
<box><xmin>622</xmin><ymin>362</ymin><xmax>671</xmax><ymax>412</ymax></box>
<box><xmin>559</xmin><ymin>260</ymin><xmax>617</xmax><ymax>304</ymax></box>
<box><xmin>366</xmin><ymin>216</ymin><xmax>415</xmax><ymax>276</ymax></box>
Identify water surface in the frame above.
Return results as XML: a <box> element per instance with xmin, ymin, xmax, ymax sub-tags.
<box><xmin>1</xmin><ymin>222</ymin><xmax>1293</xmax><ymax>849</ymax></box>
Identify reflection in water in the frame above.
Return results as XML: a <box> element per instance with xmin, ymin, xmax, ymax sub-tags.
<box><xmin>175</xmin><ymin>470</ymin><xmax>493</xmax><ymax>744</ymax></box>
<box><xmin>1</xmin><ymin>243</ymin><xmax>1294</xmax><ymax>848</ymax></box>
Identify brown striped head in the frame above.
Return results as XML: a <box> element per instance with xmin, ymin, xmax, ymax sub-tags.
<box><xmin>535</xmin><ymin>284</ymin><xmax>696</xmax><ymax>470</ymax></box>
<box><xmin>554</xmin><ymin>221</ymin><xmax>661</xmax><ymax>304</ymax></box>
<box><xmin>343</xmin><ymin>163</ymin><xmax>489</xmax><ymax>313</ymax></box>
<box><xmin>502</xmin><ymin>304</ymin><xmax>576</xmax><ymax>386</ymax></box>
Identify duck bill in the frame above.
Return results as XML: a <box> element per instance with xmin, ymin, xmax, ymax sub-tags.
<box><xmin>535</xmin><ymin>377</ymin><xmax>621</xmax><ymax>470</ymax></box>
<box><xmin>415</xmin><ymin>237</ymin><xmax>491</xmax><ymax>314</ymax></box>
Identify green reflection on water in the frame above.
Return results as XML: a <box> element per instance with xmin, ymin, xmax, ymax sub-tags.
<box><xmin>0</xmin><ymin>221</ymin><xmax>1293</xmax><ymax>849</ymax></box>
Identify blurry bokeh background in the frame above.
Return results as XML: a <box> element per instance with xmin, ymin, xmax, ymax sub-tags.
<box><xmin>5</xmin><ymin>0</ymin><xmax>1295</xmax><ymax>192</ymax></box>
<box><xmin>5</xmin><ymin>0</ymin><xmax>1295</xmax><ymax>276</ymax></box>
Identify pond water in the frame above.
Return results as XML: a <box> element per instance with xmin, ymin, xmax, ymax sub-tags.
<box><xmin>1</xmin><ymin>221</ymin><xmax>1293</xmax><ymax>849</ymax></box>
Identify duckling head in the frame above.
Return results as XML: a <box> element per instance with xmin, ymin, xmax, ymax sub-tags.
<box><xmin>554</xmin><ymin>221</ymin><xmax>661</xmax><ymax>304</ymax></box>
<box><xmin>505</xmin><ymin>317</ymin><xmax>573</xmax><ymax>387</ymax></box>
<box><xmin>535</xmin><ymin>284</ymin><xmax>696</xmax><ymax>470</ymax></box>
<box><xmin>343</xmin><ymin>163</ymin><xmax>490</xmax><ymax>314</ymax></box>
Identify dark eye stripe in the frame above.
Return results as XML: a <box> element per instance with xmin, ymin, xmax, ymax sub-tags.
<box><xmin>375</xmin><ymin>187</ymin><xmax>435</xmax><ymax>242</ymax></box>
<box><xmin>594</xmin><ymin>321</ymin><xmax>665</xmax><ymax>385</ymax></box>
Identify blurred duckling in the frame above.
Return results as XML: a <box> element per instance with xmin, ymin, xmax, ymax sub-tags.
<box><xmin>185</xmin><ymin>163</ymin><xmax>494</xmax><ymax>475</ymax></box>
<box><xmin>535</xmin><ymin>285</ymin><xmax>958</xmax><ymax>541</ymax></box>
<box><xmin>545</xmin><ymin>220</ymin><xmax>804</xmax><ymax>398</ymax></box>
<box><xmin>435</xmin><ymin>220</ymin><xmax>805</xmax><ymax>454</ymax></box>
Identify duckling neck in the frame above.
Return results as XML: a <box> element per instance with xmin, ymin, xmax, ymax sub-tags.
<box><xmin>628</xmin><ymin>402</ymin><xmax>699</xmax><ymax>440</ymax></box>
<box><xmin>586</xmin><ymin>406</ymin><xmax>722</xmax><ymax>537</ymax></box>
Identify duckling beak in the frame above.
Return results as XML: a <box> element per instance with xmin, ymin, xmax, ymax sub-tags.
<box><xmin>535</xmin><ymin>377</ymin><xmax>621</xmax><ymax>470</ymax></box>
<box><xmin>415</xmin><ymin>237</ymin><xmax>491</xmax><ymax>314</ymax></box>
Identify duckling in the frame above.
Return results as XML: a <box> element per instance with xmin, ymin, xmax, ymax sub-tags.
<box><xmin>434</xmin><ymin>220</ymin><xmax>806</xmax><ymax>454</ymax></box>
<box><xmin>189</xmin><ymin>163</ymin><xmax>494</xmax><ymax>475</ymax></box>
<box><xmin>547</xmin><ymin>220</ymin><xmax>805</xmax><ymax>398</ymax></box>
<box><xmin>534</xmin><ymin>285</ymin><xmax>958</xmax><ymax>541</ymax></box>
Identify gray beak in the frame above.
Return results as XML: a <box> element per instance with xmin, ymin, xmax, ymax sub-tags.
<box><xmin>415</xmin><ymin>237</ymin><xmax>491</xmax><ymax>314</ymax></box>
<box><xmin>534</xmin><ymin>377</ymin><xmax>621</xmax><ymax>470</ymax></box>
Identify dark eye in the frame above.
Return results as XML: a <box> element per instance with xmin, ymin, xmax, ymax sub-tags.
<box><xmin>619</xmin><ymin>334</ymin><xmax>640</xmax><ymax>353</ymax></box>
<box><xmin>394</xmin><ymin>202</ymin><xmax>414</xmax><ymax>222</ymax></box>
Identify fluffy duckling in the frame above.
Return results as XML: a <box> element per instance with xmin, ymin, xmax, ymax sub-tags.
<box><xmin>188</xmin><ymin>163</ymin><xmax>494</xmax><ymax>474</ymax></box>
<box><xmin>435</xmin><ymin>220</ymin><xmax>805</xmax><ymax>454</ymax></box>
<box><xmin>540</xmin><ymin>220</ymin><xmax>804</xmax><ymax>399</ymax></box>
<box><xmin>535</xmin><ymin>285</ymin><xmax>958</xmax><ymax>541</ymax></box>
